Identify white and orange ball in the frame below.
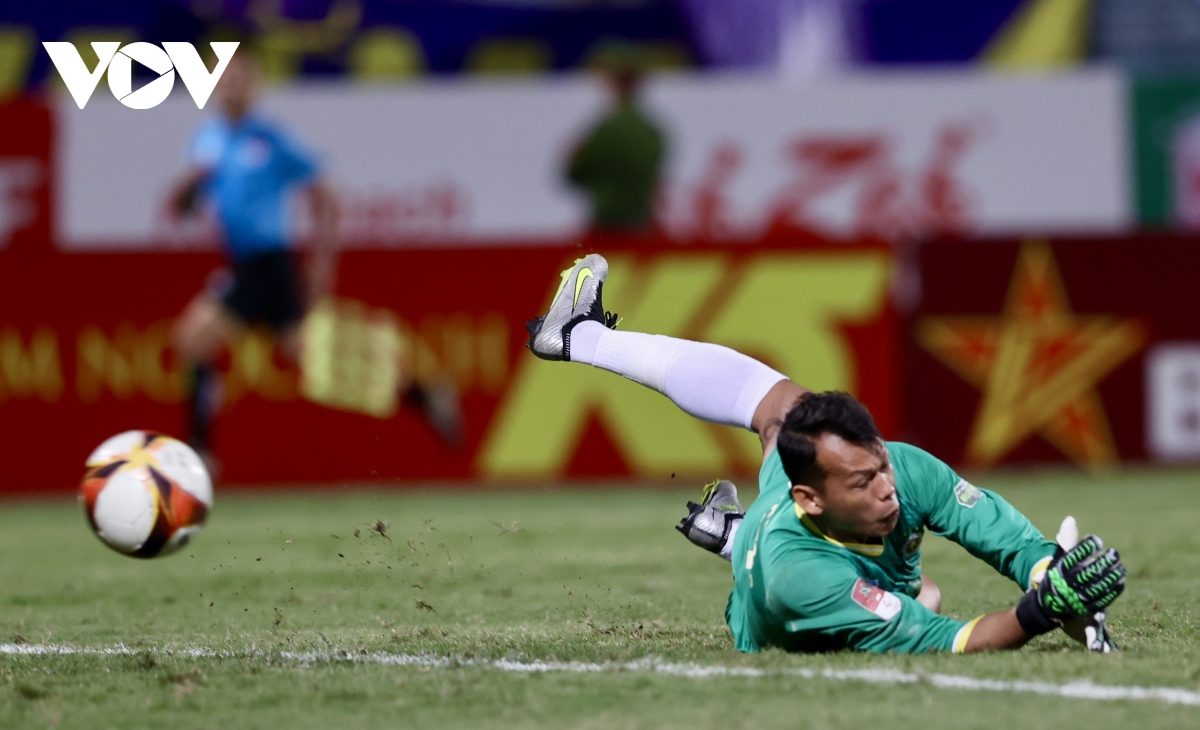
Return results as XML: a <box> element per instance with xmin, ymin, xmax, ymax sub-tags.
<box><xmin>80</xmin><ymin>431</ymin><xmax>213</xmax><ymax>558</ymax></box>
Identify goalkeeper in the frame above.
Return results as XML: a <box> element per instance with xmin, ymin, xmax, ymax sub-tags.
<box><xmin>526</xmin><ymin>254</ymin><xmax>1126</xmax><ymax>654</ymax></box>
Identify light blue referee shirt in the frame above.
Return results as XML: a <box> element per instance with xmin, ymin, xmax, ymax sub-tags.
<box><xmin>189</xmin><ymin>113</ymin><xmax>320</xmax><ymax>260</ymax></box>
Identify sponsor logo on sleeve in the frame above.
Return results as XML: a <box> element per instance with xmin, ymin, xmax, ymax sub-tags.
<box><xmin>953</xmin><ymin>479</ymin><xmax>984</xmax><ymax>508</ymax></box>
<box><xmin>850</xmin><ymin>578</ymin><xmax>902</xmax><ymax>621</ymax></box>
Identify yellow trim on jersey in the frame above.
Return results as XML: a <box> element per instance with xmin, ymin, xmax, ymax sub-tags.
<box><xmin>794</xmin><ymin>503</ymin><xmax>886</xmax><ymax>558</ymax></box>
<box><xmin>1028</xmin><ymin>556</ymin><xmax>1053</xmax><ymax>590</ymax></box>
<box><xmin>952</xmin><ymin>615</ymin><xmax>985</xmax><ymax>654</ymax></box>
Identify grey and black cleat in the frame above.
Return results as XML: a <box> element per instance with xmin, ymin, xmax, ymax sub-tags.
<box><xmin>526</xmin><ymin>253</ymin><xmax>618</xmax><ymax>361</ymax></box>
<box><xmin>676</xmin><ymin>479</ymin><xmax>743</xmax><ymax>554</ymax></box>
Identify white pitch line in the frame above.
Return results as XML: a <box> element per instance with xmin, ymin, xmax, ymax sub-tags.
<box><xmin>3</xmin><ymin>643</ymin><xmax>1199</xmax><ymax>707</ymax></box>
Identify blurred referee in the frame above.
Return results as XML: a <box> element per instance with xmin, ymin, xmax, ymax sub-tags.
<box><xmin>168</xmin><ymin>52</ymin><xmax>459</xmax><ymax>474</ymax></box>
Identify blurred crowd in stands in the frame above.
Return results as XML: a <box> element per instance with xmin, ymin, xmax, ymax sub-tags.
<box><xmin>3</xmin><ymin>0</ymin><xmax>1200</xmax><ymax>101</ymax></box>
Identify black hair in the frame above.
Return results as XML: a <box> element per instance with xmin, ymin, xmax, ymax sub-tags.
<box><xmin>776</xmin><ymin>391</ymin><xmax>881</xmax><ymax>490</ymax></box>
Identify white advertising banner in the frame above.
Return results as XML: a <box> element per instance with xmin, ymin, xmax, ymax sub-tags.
<box><xmin>56</xmin><ymin>69</ymin><xmax>1131</xmax><ymax>249</ymax></box>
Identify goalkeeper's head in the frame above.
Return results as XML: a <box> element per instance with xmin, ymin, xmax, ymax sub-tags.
<box><xmin>777</xmin><ymin>392</ymin><xmax>900</xmax><ymax>539</ymax></box>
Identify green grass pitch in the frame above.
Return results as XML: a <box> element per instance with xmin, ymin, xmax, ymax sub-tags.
<box><xmin>2</xmin><ymin>469</ymin><xmax>1199</xmax><ymax>729</ymax></box>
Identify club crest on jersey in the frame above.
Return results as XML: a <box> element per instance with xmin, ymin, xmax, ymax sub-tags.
<box><xmin>850</xmin><ymin>578</ymin><xmax>902</xmax><ymax>620</ymax></box>
<box><xmin>953</xmin><ymin>479</ymin><xmax>984</xmax><ymax>508</ymax></box>
<box><xmin>903</xmin><ymin>530</ymin><xmax>924</xmax><ymax>556</ymax></box>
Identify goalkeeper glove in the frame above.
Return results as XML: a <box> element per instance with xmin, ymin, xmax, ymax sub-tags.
<box><xmin>1016</xmin><ymin>535</ymin><xmax>1126</xmax><ymax>637</ymax></box>
<box><xmin>1056</xmin><ymin>516</ymin><xmax>1120</xmax><ymax>652</ymax></box>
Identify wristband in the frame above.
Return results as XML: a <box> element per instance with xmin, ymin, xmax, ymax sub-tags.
<box><xmin>1016</xmin><ymin>590</ymin><xmax>1058</xmax><ymax>636</ymax></box>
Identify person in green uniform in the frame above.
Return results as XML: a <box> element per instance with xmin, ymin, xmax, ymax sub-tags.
<box><xmin>525</xmin><ymin>253</ymin><xmax>1126</xmax><ymax>655</ymax></box>
<box><xmin>719</xmin><ymin>398</ymin><xmax>1068</xmax><ymax>654</ymax></box>
<box><xmin>565</xmin><ymin>46</ymin><xmax>666</xmax><ymax>234</ymax></box>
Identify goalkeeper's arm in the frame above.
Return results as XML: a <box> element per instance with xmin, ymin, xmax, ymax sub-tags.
<box><xmin>959</xmin><ymin>535</ymin><xmax>1126</xmax><ymax>653</ymax></box>
<box><xmin>956</xmin><ymin>608</ymin><xmax>1030</xmax><ymax>653</ymax></box>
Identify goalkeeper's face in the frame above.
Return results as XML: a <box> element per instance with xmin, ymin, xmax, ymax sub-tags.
<box><xmin>797</xmin><ymin>435</ymin><xmax>900</xmax><ymax>539</ymax></box>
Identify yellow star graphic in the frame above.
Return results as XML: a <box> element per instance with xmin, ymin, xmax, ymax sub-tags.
<box><xmin>917</xmin><ymin>241</ymin><xmax>1145</xmax><ymax>468</ymax></box>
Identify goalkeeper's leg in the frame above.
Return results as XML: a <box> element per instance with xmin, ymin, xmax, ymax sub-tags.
<box><xmin>528</xmin><ymin>254</ymin><xmax>798</xmax><ymax>558</ymax></box>
<box><xmin>527</xmin><ymin>254</ymin><xmax>790</xmax><ymax>435</ymax></box>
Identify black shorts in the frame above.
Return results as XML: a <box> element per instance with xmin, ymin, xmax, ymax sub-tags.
<box><xmin>216</xmin><ymin>250</ymin><xmax>304</xmax><ymax>332</ymax></box>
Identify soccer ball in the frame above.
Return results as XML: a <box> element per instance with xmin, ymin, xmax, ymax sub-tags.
<box><xmin>79</xmin><ymin>431</ymin><xmax>213</xmax><ymax>558</ymax></box>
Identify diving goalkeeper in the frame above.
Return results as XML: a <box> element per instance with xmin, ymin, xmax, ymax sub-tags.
<box><xmin>526</xmin><ymin>254</ymin><xmax>1126</xmax><ymax>654</ymax></box>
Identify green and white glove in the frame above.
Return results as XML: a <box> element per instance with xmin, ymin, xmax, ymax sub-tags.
<box><xmin>1056</xmin><ymin>516</ymin><xmax>1119</xmax><ymax>652</ymax></box>
<box><xmin>1016</xmin><ymin>535</ymin><xmax>1126</xmax><ymax>637</ymax></box>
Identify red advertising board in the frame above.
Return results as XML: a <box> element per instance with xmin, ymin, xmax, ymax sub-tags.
<box><xmin>906</xmin><ymin>236</ymin><xmax>1200</xmax><ymax>469</ymax></box>
<box><xmin>0</xmin><ymin>239</ymin><xmax>898</xmax><ymax>492</ymax></box>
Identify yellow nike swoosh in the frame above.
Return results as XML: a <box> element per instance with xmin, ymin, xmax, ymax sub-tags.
<box><xmin>573</xmin><ymin>268</ymin><xmax>593</xmax><ymax>308</ymax></box>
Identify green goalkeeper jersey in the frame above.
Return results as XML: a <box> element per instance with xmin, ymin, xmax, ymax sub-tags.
<box><xmin>727</xmin><ymin>441</ymin><xmax>1056</xmax><ymax>654</ymax></box>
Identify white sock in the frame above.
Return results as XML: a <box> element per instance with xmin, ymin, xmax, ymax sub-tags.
<box><xmin>568</xmin><ymin>321</ymin><xmax>787</xmax><ymax>430</ymax></box>
<box><xmin>719</xmin><ymin>519</ymin><xmax>741</xmax><ymax>561</ymax></box>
